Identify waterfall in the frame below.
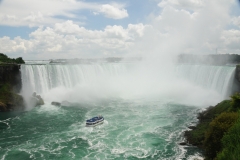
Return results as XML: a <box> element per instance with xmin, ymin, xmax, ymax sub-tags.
<box><xmin>21</xmin><ymin>63</ymin><xmax>236</xmax><ymax>100</ymax></box>
<box><xmin>21</xmin><ymin>63</ymin><xmax>130</xmax><ymax>95</ymax></box>
<box><xmin>176</xmin><ymin>64</ymin><xmax>236</xmax><ymax>98</ymax></box>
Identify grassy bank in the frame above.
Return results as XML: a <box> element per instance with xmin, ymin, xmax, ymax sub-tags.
<box><xmin>185</xmin><ymin>93</ymin><xmax>240</xmax><ymax>159</ymax></box>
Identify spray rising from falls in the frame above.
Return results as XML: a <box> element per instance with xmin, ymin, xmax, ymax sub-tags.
<box><xmin>21</xmin><ymin>63</ymin><xmax>236</xmax><ymax>106</ymax></box>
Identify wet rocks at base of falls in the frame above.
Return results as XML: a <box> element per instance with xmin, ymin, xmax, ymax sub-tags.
<box><xmin>31</xmin><ymin>92</ymin><xmax>44</xmax><ymax>107</ymax></box>
<box><xmin>0</xmin><ymin>89</ymin><xmax>25</xmax><ymax>112</ymax></box>
<box><xmin>51</xmin><ymin>101</ymin><xmax>73</xmax><ymax>107</ymax></box>
<box><xmin>30</xmin><ymin>93</ymin><xmax>73</xmax><ymax>108</ymax></box>
<box><xmin>0</xmin><ymin>102</ymin><xmax>7</xmax><ymax>111</ymax></box>
<box><xmin>51</xmin><ymin>101</ymin><xmax>61</xmax><ymax>106</ymax></box>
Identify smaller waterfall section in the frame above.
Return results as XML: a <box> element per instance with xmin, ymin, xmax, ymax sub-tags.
<box><xmin>21</xmin><ymin>63</ymin><xmax>130</xmax><ymax>95</ymax></box>
<box><xmin>176</xmin><ymin>65</ymin><xmax>236</xmax><ymax>98</ymax></box>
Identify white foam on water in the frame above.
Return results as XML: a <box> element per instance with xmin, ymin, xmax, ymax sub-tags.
<box><xmin>36</xmin><ymin>103</ymin><xmax>65</xmax><ymax>115</ymax></box>
<box><xmin>187</xmin><ymin>154</ymin><xmax>204</xmax><ymax>160</ymax></box>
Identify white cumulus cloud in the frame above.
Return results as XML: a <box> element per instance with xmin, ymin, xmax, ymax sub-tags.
<box><xmin>0</xmin><ymin>0</ymin><xmax>239</xmax><ymax>60</ymax></box>
<box><xmin>0</xmin><ymin>21</ymin><xmax>147</xmax><ymax>59</ymax></box>
<box><xmin>232</xmin><ymin>16</ymin><xmax>240</xmax><ymax>28</ymax></box>
<box><xmin>99</xmin><ymin>4</ymin><xmax>128</xmax><ymax>19</ymax></box>
<box><xmin>0</xmin><ymin>0</ymin><xmax>128</xmax><ymax>27</ymax></box>
<box><xmin>221</xmin><ymin>30</ymin><xmax>240</xmax><ymax>50</ymax></box>
<box><xmin>158</xmin><ymin>0</ymin><xmax>204</xmax><ymax>10</ymax></box>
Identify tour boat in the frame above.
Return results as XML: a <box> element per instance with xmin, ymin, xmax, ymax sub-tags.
<box><xmin>86</xmin><ymin>115</ymin><xmax>104</xmax><ymax>127</ymax></box>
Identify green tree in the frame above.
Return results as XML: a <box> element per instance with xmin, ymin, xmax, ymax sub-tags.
<box><xmin>230</xmin><ymin>93</ymin><xmax>240</xmax><ymax>111</ymax></box>
<box><xmin>204</xmin><ymin>112</ymin><xmax>239</xmax><ymax>159</ymax></box>
<box><xmin>217</xmin><ymin>114</ymin><xmax>240</xmax><ymax>160</ymax></box>
<box><xmin>0</xmin><ymin>53</ymin><xmax>25</xmax><ymax>64</ymax></box>
<box><xmin>15</xmin><ymin>57</ymin><xmax>25</xmax><ymax>64</ymax></box>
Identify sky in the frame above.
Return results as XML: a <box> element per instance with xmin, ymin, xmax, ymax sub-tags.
<box><xmin>0</xmin><ymin>0</ymin><xmax>240</xmax><ymax>60</ymax></box>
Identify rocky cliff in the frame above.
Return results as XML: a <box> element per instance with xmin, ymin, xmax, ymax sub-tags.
<box><xmin>236</xmin><ymin>65</ymin><xmax>240</xmax><ymax>82</ymax></box>
<box><xmin>0</xmin><ymin>64</ymin><xmax>24</xmax><ymax>111</ymax></box>
<box><xmin>232</xmin><ymin>65</ymin><xmax>240</xmax><ymax>94</ymax></box>
<box><xmin>0</xmin><ymin>64</ymin><xmax>21</xmax><ymax>92</ymax></box>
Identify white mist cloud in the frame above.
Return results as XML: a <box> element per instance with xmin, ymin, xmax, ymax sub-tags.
<box><xmin>131</xmin><ymin>0</ymin><xmax>238</xmax><ymax>60</ymax></box>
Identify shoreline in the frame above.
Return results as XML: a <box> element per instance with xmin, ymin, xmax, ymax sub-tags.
<box><xmin>182</xmin><ymin>97</ymin><xmax>240</xmax><ymax>159</ymax></box>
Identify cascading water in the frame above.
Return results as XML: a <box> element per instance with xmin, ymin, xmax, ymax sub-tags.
<box><xmin>21</xmin><ymin>63</ymin><xmax>131</xmax><ymax>95</ymax></box>
<box><xmin>0</xmin><ymin>62</ymin><xmax>236</xmax><ymax>160</ymax></box>
<box><xmin>21</xmin><ymin>63</ymin><xmax>236</xmax><ymax>99</ymax></box>
<box><xmin>176</xmin><ymin>64</ymin><xmax>236</xmax><ymax>99</ymax></box>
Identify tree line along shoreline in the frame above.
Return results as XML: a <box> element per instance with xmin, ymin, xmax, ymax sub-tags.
<box><xmin>183</xmin><ymin>93</ymin><xmax>240</xmax><ymax>160</ymax></box>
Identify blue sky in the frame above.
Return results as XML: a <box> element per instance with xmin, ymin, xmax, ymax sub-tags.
<box><xmin>0</xmin><ymin>0</ymin><xmax>240</xmax><ymax>60</ymax></box>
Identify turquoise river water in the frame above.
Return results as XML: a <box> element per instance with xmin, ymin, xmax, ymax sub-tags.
<box><xmin>0</xmin><ymin>99</ymin><xmax>202</xmax><ymax>159</ymax></box>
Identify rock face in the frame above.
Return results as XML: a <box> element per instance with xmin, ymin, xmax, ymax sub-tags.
<box><xmin>232</xmin><ymin>65</ymin><xmax>240</xmax><ymax>94</ymax></box>
<box><xmin>235</xmin><ymin>65</ymin><xmax>240</xmax><ymax>83</ymax></box>
<box><xmin>0</xmin><ymin>102</ymin><xmax>7</xmax><ymax>111</ymax></box>
<box><xmin>0</xmin><ymin>64</ymin><xmax>21</xmax><ymax>93</ymax></box>
<box><xmin>51</xmin><ymin>101</ymin><xmax>61</xmax><ymax>106</ymax></box>
<box><xmin>31</xmin><ymin>92</ymin><xmax>44</xmax><ymax>107</ymax></box>
<box><xmin>0</xmin><ymin>64</ymin><xmax>24</xmax><ymax>111</ymax></box>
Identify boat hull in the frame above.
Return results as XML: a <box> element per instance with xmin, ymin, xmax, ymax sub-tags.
<box><xmin>86</xmin><ymin>120</ymin><xmax>104</xmax><ymax>127</ymax></box>
<box><xmin>86</xmin><ymin>116</ymin><xmax>104</xmax><ymax>127</ymax></box>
